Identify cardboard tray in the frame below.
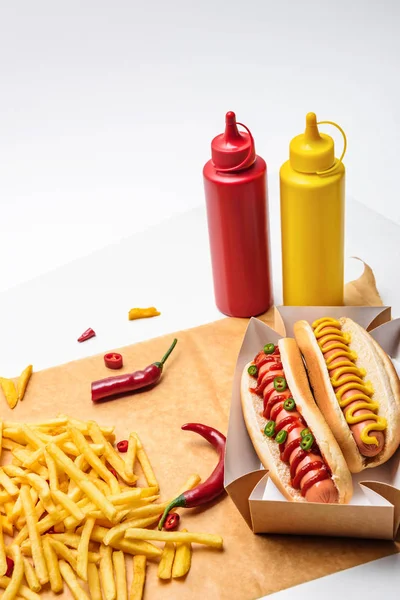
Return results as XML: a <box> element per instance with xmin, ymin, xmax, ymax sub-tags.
<box><xmin>225</xmin><ymin>306</ymin><xmax>400</xmax><ymax>540</ymax></box>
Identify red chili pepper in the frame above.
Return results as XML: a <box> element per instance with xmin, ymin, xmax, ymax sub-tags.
<box><xmin>158</xmin><ymin>423</ymin><xmax>226</xmax><ymax>530</ymax></box>
<box><xmin>78</xmin><ymin>328</ymin><xmax>96</xmax><ymax>343</ymax></box>
<box><xmin>104</xmin><ymin>353</ymin><xmax>123</xmax><ymax>370</ymax></box>
<box><xmin>91</xmin><ymin>339</ymin><xmax>177</xmax><ymax>403</ymax></box>
<box><xmin>5</xmin><ymin>556</ymin><xmax>14</xmax><ymax>577</ymax></box>
<box><xmin>116</xmin><ymin>440</ymin><xmax>129</xmax><ymax>453</ymax></box>
<box><xmin>164</xmin><ymin>513</ymin><xmax>180</xmax><ymax>530</ymax></box>
<box><xmin>108</xmin><ymin>467</ymin><xmax>118</xmax><ymax>478</ymax></box>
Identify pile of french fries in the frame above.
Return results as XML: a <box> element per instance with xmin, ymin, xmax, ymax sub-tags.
<box><xmin>0</xmin><ymin>415</ymin><xmax>223</xmax><ymax>600</ymax></box>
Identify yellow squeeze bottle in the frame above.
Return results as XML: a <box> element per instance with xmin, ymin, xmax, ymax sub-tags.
<box><xmin>280</xmin><ymin>112</ymin><xmax>347</xmax><ymax>306</ymax></box>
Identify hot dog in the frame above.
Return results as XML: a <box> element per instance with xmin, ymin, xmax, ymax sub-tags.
<box><xmin>294</xmin><ymin>317</ymin><xmax>400</xmax><ymax>473</ymax></box>
<box><xmin>241</xmin><ymin>338</ymin><xmax>353</xmax><ymax>503</ymax></box>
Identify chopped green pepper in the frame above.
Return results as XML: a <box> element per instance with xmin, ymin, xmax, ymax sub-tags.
<box><xmin>248</xmin><ymin>365</ymin><xmax>258</xmax><ymax>377</ymax></box>
<box><xmin>300</xmin><ymin>428</ymin><xmax>311</xmax><ymax>438</ymax></box>
<box><xmin>264</xmin><ymin>421</ymin><xmax>276</xmax><ymax>438</ymax></box>
<box><xmin>273</xmin><ymin>376</ymin><xmax>287</xmax><ymax>392</ymax></box>
<box><xmin>283</xmin><ymin>397</ymin><xmax>295</xmax><ymax>411</ymax></box>
<box><xmin>263</xmin><ymin>343</ymin><xmax>275</xmax><ymax>355</ymax></box>
<box><xmin>300</xmin><ymin>433</ymin><xmax>314</xmax><ymax>451</ymax></box>
<box><xmin>275</xmin><ymin>430</ymin><xmax>288</xmax><ymax>444</ymax></box>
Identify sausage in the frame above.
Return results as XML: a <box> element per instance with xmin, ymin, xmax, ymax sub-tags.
<box><xmin>319</xmin><ymin>327</ymin><xmax>385</xmax><ymax>457</ymax></box>
<box><xmin>256</xmin><ymin>353</ymin><xmax>337</xmax><ymax>502</ymax></box>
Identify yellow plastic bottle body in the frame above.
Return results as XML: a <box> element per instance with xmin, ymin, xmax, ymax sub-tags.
<box><xmin>280</xmin><ymin>161</ymin><xmax>345</xmax><ymax>306</ymax></box>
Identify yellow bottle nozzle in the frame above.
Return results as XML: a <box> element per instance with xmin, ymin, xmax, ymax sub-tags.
<box><xmin>304</xmin><ymin>112</ymin><xmax>321</xmax><ymax>142</ymax></box>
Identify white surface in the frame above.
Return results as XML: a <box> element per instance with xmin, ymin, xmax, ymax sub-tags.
<box><xmin>1</xmin><ymin>0</ymin><xmax>400</xmax><ymax>292</ymax></box>
<box><xmin>268</xmin><ymin>553</ymin><xmax>400</xmax><ymax>599</ymax></box>
<box><xmin>0</xmin><ymin>200</ymin><xmax>398</xmax><ymax>600</ymax></box>
<box><xmin>0</xmin><ymin>197</ymin><xmax>399</xmax><ymax>375</ymax></box>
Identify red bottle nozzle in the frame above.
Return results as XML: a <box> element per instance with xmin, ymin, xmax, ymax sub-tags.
<box><xmin>223</xmin><ymin>111</ymin><xmax>242</xmax><ymax>143</ymax></box>
<box><xmin>211</xmin><ymin>111</ymin><xmax>256</xmax><ymax>172</ymax></box>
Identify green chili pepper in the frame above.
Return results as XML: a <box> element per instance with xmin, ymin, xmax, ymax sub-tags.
<box><xmin>248</xmin><ymin>365</ymin><xmax>258</xmax><ymax>377</ymax></box>
<box><xmin>300</xmin><ymin>428</ymin><xmax>311</xmax><ymax>438</ymax></box>
<box><xmin>264</xmin><ymin>421</ymin><xmax>276</xmax><ymax>438</ymax></box>
<box><xmin>300</xmin><ymin>433</ymin><xmax>314</xmax><ymax>451</ymax></box>
<box><xmin>273</xmin><ymin>376</ymin><xmax>287</xmax><ymax>392</ymax></box>
<box><xmin>275</xmin><ymin>430</ymin><xmax>288</xmax><ymax>444</ymax></box>
<box><xmin>263</xmin><ymin>343</ymin><xmax>275</xmax><ymax>355</ymax></box>
<box><xmin>283</xmin><ymin>397</ymin><xmax>295</xmax><ymax>411</ymax></box>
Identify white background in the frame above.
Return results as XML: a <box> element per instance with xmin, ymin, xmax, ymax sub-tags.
<box><xmin>1</xmin><ymin>0</ymin><xmax>400</xmax><ymax>291</ymax></box>
<box><xmin>0</xmin><ymin>3</ymin><xmax>399</xmax><ymax>598</ymax></box>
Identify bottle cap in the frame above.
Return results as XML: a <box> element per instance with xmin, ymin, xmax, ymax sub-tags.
<box><xmin>289</xmin><ymin>112</ymin><xmax>335</xmax><ymax>173</ymax></box>
<box><xmin>211</xmin><ymin>111</ymin><xmax>256</xmax><ymax>172</ymax></box>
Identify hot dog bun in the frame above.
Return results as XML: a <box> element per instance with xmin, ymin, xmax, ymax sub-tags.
<box><xmin>294</xmin><ymin>317</ymin><xmax>400</xmax><ymax>472</ymax></box>
<box><xmin>241</xmin><ymin>338</ymin><xmax>353</xmax><ymax>503</ymax></box>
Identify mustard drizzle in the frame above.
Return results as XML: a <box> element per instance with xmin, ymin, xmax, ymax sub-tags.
<box><xmin>312</xmin><ymin>317</ymin><xmax>387</xmax><ymax>446</ymax></box>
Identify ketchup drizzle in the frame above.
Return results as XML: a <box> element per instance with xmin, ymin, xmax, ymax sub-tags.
<box><xmin>250</xmin><ymin>345</ymin><xmax>332</xmax><ymax>498</ymax></box>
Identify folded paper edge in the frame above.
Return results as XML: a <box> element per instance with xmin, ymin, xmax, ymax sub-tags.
<box><xmin>225</xmin><ymin>469</ymin><xmax>267</xmax><ymax>529</ymax></box>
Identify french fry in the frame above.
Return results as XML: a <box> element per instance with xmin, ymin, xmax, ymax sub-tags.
<box><xmin>11</xmin><ymin>450</ymin><xmax>46</xmax><ymax>478</ymax></box>
<box><xmin>125</xmin><ymin>528</ymin><xmax>224</xmax><ymax>549</ymax></box>
<box><xmin>112</xmin><ymin>551</ymin><xmax>127</xmax><ymax>600</ymax></box>
<box><xmin>87</xmin><ymin>563</ymin><xmax>102</xmax><ymax>600</ymax></box>
<box><xmin>108</xmin><ymin>489</ymin><xmax>151</xmax><ymax>506</ymax></box>
<box><xmin>76</xmin><ymin>517</ymin><xmax>95</xmax><ymax>581</ymax></box>
<box><xmin>17</xmin><ymin>366</ymin><xmax>33</xmax><ymax>401</ymax></box>
<box><xmin>2</xmin><ymin>545</ymin><xmax>24</xmax><ymax>600</ymax></box>
<box><xmin>0</xmin><ymin>421</ymin><xmax>3</xmax><ymax>461</ymax></box>
<box><xmin>129</xmin><ymin>556</ymin><xmax>146</xmax><ymax>600</ymax></box>
<box><xmin>60</xmin><ymin>416</ymin><xmax>115</xmax><ymax>439</ymax></box>
<box><xmin>0</xmin><ymin>491</ymin><xmax>13</xmax><ymax>504</ymax></box>
<box><xmin>99</xmin><ymin>544</ymin><xmax>116</xmax><ymax>600</ymax></box>
<box><xmin>85</xmin><ymin>526</ymin><xmax>162</xmax><ymax>559</ymax></box>
<box><xmin>124</xmin><ymin>433</ymin><xmax>137</xmax><ymax>479</ymax></box>
<box><xmin>88</xmin><ymin>422</ymin><xmax>136</xmax><ymax>485</ymax></box>
<box><xmin>103</xmin><ymin>516</ymin><xmax>162</xmax><ymax>547</ymax></box>
<box><xmin>49</xmin><ymin>539</ymin><xmax>77</xmax><ymax>572</ymax></box>
<box><xmin>51</xmin><ymin>490</ymin><xmax>84</xmax><ymax>521</ymax></box>
<box><xmin>176</xmin><ymin>473</ymin><xmax>202</xmax><ymax>496</ymax></box>
<box><xmin>22</xmin><ymin>557</ymin><xmax>41</xmax><ymax>592</ymax></box>
<box><xmin>0</xmin><ymin>468</ymin><xmax>19</xmax><ymax>496</ymax></box>
<box><xmin>92</xmin><ymin>479</ymin><xmax>111</xmax><ymax>496</ymax></box>
<box><xmin>2</xmin><ymin>429</ymin><xmax>26</xmax><ymax>444</ymax></box>
<box><xmin>46</xmin><ymin>443</ymin><xmax>117</xmax><ymax>522</ymax></box>
<box><xmin>20</xmin><ymin>485</ymin><xmax>49</xmax><ymax>585</ymax></box>
<box><xmin>20</xmin><ymin>425</ymin><xmax>45</xmax><ymax>450</ymax></box>
<box><xmin>60</xmin><ymin>442</ymin><xmax>104</xmax><ymax>457</ymax></box>
<box><xmin>68</xmin><ymin>427</ymin><xmax>119</xmax><ymax>494</ymax></box>
<box><xmin>0</xmin><ymin>521</ymin><xmax>7</xmax><ymax>576</ymax></box>
<box><xmin>172</xmin><ymin>529</ymin><xmax>192</xmax><ymax>578</ymax></box>
<box><xmin>119</xmin><ymin>495</ymin><xmax>160</xmax><ymax>514</ymax></box>
<box><xmin>1</xmin><ymin>516</ymin><xmax>13</xmax><ymax>537</ymax></box>
<box><xmin>0</xmin><ymin>577</ymin><xmax>40</xmax><ymax>600</ymax></box>
<box><xmin>133</xmin><ymin>434</ymin><xmax>158</xmax><ymax>491</ymax></box>
<box><xmin>48</xmin><ymin>533</ymin><xmax>80</xmax><ymax>548</ymax></box>
<box><xmin>53</xmin><ymin>522</ymin><xmax>65</xmax><ymax>534</ymax></box>
<box><xmin>157</xmin><ymin>542</ymin><xmax>175</xmax><ymax>580</ymax></box>
<box><xmin>59</xmin><ymin>560</ymin><xmax>90</xmax><ymax>600</ymax></box>
<box><xmin>68</xmin><ymin>455</ymin><xmax>87</xmax><ymax>496</ymax></box>
<box><xmin>2</xmin><ymin>438</ymin><xmax>25</xmax><ymax>452</ymax></box>
<box><xmin>44</xmin><ymin>451</ymin><xmax>58</xmax><ymax>491</ymax></box>
<box><xmin>42</xmin><ymin>537</ymin><xmax>63</xmax><ymax>594</ymax></box>
<box><xmin>10</xmin><ymin>488</ymin><xmax>38</xmax><ymax>526</ymax></box>
<box><xmin>0</xmin><ymin>378</ymin><xmax>18</xmax><ymax>409</ymax></box>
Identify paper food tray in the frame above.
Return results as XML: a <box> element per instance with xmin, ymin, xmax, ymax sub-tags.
<box><xmin>225</xmin><ymin>306</ymin><xmax>400</xmax><ymax>540</ymax></box>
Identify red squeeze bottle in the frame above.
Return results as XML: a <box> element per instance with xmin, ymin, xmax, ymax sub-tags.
<box><xmin>203</xmin><ymin>111</ymin><xmax>273</xmax><ymax>317</ymax></box>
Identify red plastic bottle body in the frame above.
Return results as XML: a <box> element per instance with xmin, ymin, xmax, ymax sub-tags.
<box><xmin>203</xmin><ymin>157</ymin><xmax>273</xmax><ymax>317</ymax></box>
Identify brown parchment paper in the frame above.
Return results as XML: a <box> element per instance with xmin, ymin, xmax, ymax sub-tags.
<box><xmin>3</xmin><ymin>262</ymin><xmax>399</xmax><ymax>600</ymax></box>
